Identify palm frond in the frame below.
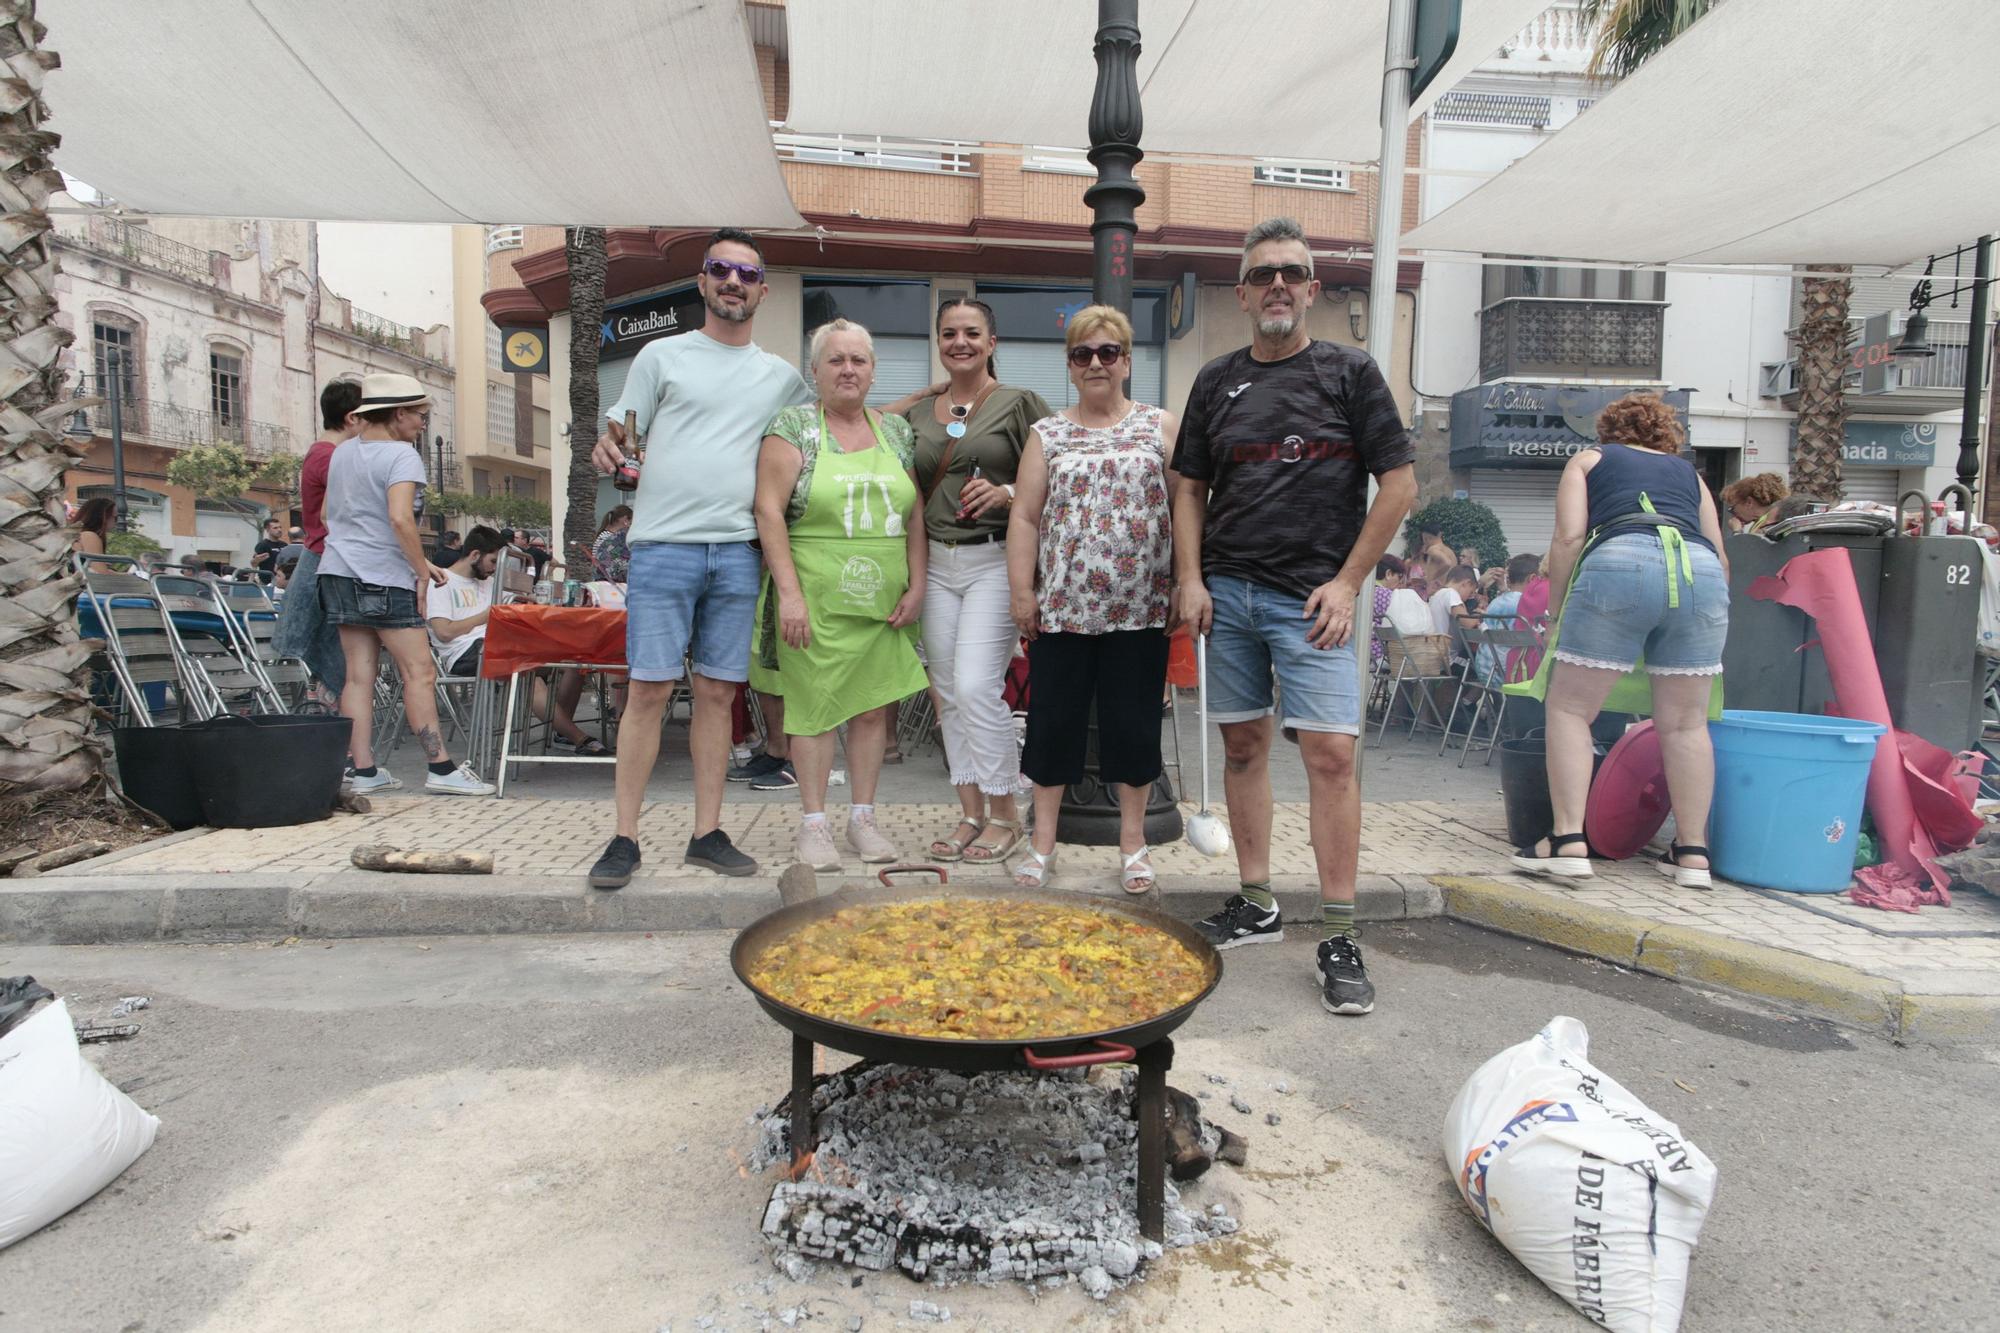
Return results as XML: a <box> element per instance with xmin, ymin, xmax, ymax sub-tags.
<box><xmin>1579</xmin><ymin>0</ymin><xmax>1720</xmax><ymax>82</ymax></box>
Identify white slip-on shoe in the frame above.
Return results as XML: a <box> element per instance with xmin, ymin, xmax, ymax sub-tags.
<box><xmin>424</xmin><ymin>763</ymin><xmax>496</xmax><ymax>797</ymax></box>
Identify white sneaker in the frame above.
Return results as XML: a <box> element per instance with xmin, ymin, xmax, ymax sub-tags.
<box><xmin>424</xmin><ymin>763</ymin><xmax>496</xmax><ymax>797</ymax></box>
<box><xmin>345</xmin><ymin>767</ymin><xmax>402</xmax><ymax>793</ymax></box>
<box><xmin>846</xmin><ymin>812</ymin><xmax>898</xmax><ymax>864</ymax></box>
<box><xmin>795</xmin><ymin>819</ymin><xmax>840</xmax><ymax>872</ymax></box>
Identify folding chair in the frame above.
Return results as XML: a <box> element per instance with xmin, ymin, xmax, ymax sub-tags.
<box><xmin>152</xmin><ymin>575</ymin><xmax>285</xmax><ymax>716</ymax></box>
<box><xmin>219</xmin><ymin>580</ymin><xmax>314</xmax><ymax>709</ymax></box>
<box><xmin>1371</xmin><ymin>622</ymin><xmax>1453</xmax><ymax>744</ymax></box>
<box><xmin>74</xmin><ymin>555</ymin><xmax>197</xmax><ymax>727</ymax></box>
<box><xmin>1438</xmin><ymin>623</ymin><xmax>1491</xmax><ymax>756</ymax></box>
<box><xmin>1461</xmin><ymin>627</ymin><xmax>1544</xmax><ymax>766</ymax></box>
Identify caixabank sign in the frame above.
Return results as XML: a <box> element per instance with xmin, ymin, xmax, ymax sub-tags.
<box><xmin>1449</xmin><ymin>383</ymin><xmax>1691</xmax><ymax>470</ymax></box>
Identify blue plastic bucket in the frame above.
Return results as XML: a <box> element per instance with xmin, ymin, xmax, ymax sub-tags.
<box><xmin>1708</xmin><ymin>709</ymin><xmax>1885</xmax><ymax>893</ymax></box>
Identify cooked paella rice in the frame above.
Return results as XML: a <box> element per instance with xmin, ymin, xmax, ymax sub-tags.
<box><xmin>747</xmin><ymin>897</ymin><xmax>1211</xmax><ymax>1040</ymax></box>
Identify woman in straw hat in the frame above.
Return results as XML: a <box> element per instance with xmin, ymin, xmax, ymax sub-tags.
<box><xmin>318</xmin><ymin>372</ymin><xmax>495</xmax><ymax>796</ymax></box>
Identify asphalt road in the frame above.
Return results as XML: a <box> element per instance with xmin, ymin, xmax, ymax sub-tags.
<box><xmin>4</xmin><ymin>921</ymin><xmax>1996</xmax><ymax>1332</ymax></box>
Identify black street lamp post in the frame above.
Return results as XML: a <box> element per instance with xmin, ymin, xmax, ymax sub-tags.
<box><xmin>105</xmin><ymin>345</ymin><xmax>129</xmax><ymax>532</ymax></box>
<box><xmin>1059</xmin><ymin>0</ymin><xmax>1182</xmax><ymax>848</ymax></box>
<box><xmin>1895</xmin><ymin>234</ymin><xmax>1995</xmax><ymax>508</ymax></box>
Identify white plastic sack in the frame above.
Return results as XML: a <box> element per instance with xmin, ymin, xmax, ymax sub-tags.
<box><xmin>1975</xmin><ymin>540</ymin><xmax>2000</xmax><ymax>659</ymax></box>
<box><xmin>1444</xmin><ymin>1017</ymin><xmax>1717</xmax><ymax>1333</ymax></box>
<box><xmin>0</xmin><ymin>999</ymin><xmax>159</xmax><ymax>1249</ymax></box>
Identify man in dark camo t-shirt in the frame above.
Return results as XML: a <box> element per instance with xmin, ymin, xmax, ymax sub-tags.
<box><xmin>1171</xmin><ymin>217</ymin><xmax>1418</xmax><ymax>1019</ymax></box>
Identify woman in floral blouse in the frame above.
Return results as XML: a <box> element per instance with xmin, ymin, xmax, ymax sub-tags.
<box><xmin>1006</xmin><ymin>305</ymin><xmax>1178</xmax><ymax>894</ymax></box>
<box><xmin>591</xmin><ymin>504</ymin><xmax>633</xmax><ymax>582</ymax></box>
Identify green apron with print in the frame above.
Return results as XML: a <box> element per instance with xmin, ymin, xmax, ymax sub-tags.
<box><xmin>762</xmin><ymin>409</ymin><xmax>928</xmax><ymax>736</ymax></box>
<box><xmin>1504</xmin><ymin>494</ymin><xmax>1724</xmax><ymax>719</ymax></box>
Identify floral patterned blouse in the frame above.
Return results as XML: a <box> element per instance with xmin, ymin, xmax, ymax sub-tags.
<box><xmin>1033</xmin><ymin>403</ymin><xmax>1172</xmax><ymax>634</ymax></box>
<box><xmin>592</xmin><ymin>527</ymin><xmax>630</xmax><ymax>582</ymax></box>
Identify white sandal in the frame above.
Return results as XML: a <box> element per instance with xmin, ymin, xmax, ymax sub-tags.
<box><xmin>1120</xmin><ymin>846</ymin><xmax>1156</xmax><ymax>895</ymax></box>
<box><xmin>1013</xmin><ymin>846</ymin><xmax>1056</xmax><ymax>889</ymax></box>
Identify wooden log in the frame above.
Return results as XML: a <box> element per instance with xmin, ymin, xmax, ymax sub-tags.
<box><xmin>0</xmin><ymin>843</ymin><xmax>38</xmax><ymax>874</ymax></box>
<box><xmin>12</xmin><ymin>840</ymin><xmax>114</xmax><ymax>877</ymax></box>
<box><xmin>334</xmin><ymin>790</ymin><xmax>373</xmax><ymax>815</ymax></box>
<box><xmin>349</xmin><ymin>845</ymin><xmax>493</xmax><ymax>875</ymax></box>
<box><xmin>777</xmin><ymin>861</ymin><xmax>819</xmax><ymax>908</ymax></box>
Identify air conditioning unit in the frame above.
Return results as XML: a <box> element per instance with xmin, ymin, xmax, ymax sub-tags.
<box><xmin>1758</xmin><ymin>361</ymin><xmax>1797</xmax><ymax>398</ymax></box>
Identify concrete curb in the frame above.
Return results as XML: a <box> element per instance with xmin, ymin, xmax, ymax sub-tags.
<box><xmin>1431</xmin><ymin>875</ymin><xmax>1999</xmax><ymax>1042</ymax></box>
<box><xmin>0</xmin><ymin>871</ymin><xmax>1439</xmax><ymax>946</ymax></box>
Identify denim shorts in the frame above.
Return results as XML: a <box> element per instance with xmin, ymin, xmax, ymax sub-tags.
<box><xmin>1555</xmin><ymin>532</ymin><xmax>1729</xmax><ymax>675</ymax></box>
<box><xmin>626</xmin><ymin>540</ymin><xmax>761</xmax><ymax>683</ymax></box>
<box><xmin>1206</xmin><ymin>574</ymin><xmax>1362</xmax><ymax>735</ymax></box>
<box><xmin>317</xmin><ymin>573</ymin><xmax>423</xmax><ymax>630</ymax></box>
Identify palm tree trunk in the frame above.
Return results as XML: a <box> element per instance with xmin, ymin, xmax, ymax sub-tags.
<box><xmin>1791</xmin><ymin>268</ymin><xmax>1852</xmax><ymax>501</ymax></box>
<box><xmin>563</xmin><ymin>227</ymin><xmax>607</xmax><ymax>574</ymax></box>
<box><xmin>0</xmin><ymin>3</ymin><xmax>101</xmax><ymax>799</ymax></box>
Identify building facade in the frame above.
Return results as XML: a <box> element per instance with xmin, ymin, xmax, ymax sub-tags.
<box><xmin>449</xmin><ymin>224</ymin><xmax>554</xmax><ymax>510</ymax></box>
<box><xmin>479</xmin><ymin>18</ymin><xmax>1427</xmax><ymax>543</ymax></box>
<box><xmin>54</xmin><ymin>205</ymin><xmax>456</xmax><ymax>566</ymax></box>
<box><xmin>1412</xmin><ymin>3</ymin><xmax>1984</xmax><ymax>558</ymax></box>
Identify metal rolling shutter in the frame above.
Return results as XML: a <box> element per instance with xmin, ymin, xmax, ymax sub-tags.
<box><xmin>1469</xmin><ymin>469</ymin><xmax>1561</xmax><ymax>560</ymax></box>
<box><xmin>1841</xmin><ymin>468</ymin><xmax>1903</xmax><ymax>506</ymax></box>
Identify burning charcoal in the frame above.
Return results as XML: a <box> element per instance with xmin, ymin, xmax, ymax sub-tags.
<box><xmin>1228</xmin><ymin>1095</ymin><xmax>1252</xmax><ymax>1115</ymax></box>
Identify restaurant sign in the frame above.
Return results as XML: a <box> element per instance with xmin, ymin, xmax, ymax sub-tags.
<box><xmin>1449</xmin><ymin>383</ymin><xmax>1690</xmax><ymax>470</ymax></box>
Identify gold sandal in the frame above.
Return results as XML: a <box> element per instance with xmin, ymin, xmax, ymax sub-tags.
<box><xmin>927</xmin><ymin>817</ymin><xmax>985</xmax><ymax>862</ymax></box>
<box><xmin>962</xmin><ymin>818</ymin><xmax>1023</xmax><ymax>863</ymax></box>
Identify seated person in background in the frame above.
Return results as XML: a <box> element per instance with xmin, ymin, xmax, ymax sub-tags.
<box><xmin>1474</xmin><ymin>552</ymin><xmax>1542</xmax><ymax>683</ymax></box>
<box><xmin>427</xmin><ymin>526</ymin><xmax>609</xmax><ymax>755</ymax></box>
<box><xmin>1428</xmin><ymin>564</ymin><xmax>1482</xmax><ymax>638</ymax></box>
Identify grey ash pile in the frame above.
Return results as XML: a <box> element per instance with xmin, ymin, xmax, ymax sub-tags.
<box><xmin>749</xmin><ymin>1063</ymin><xmax>1239</xmax><ymax>1296</ymax></box>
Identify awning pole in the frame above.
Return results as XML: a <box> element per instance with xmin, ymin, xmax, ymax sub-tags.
<box><xmin>1356</xmin><ymin>0</ymin><xmax>1419</xmax><ymax>758</ymax></box>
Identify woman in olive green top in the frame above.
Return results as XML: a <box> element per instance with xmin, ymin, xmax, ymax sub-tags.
<box><xmin>903</xmin><ymin>298</ymin><xmax>1052</xmax><ymax>866</ymax></box>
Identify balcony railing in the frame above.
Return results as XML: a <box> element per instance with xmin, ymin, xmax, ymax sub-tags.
<box><xmin>63</xmin><ymin>215</ymin><xmax>219</xmax><ymax>287</ymax></box>
<box><xmin>1760</xmin><ymin>317</ymin><xmax>1985</xmax><ymax>400</ymax></box>
<box><xmin>66</xmin><ymin>378</ymin><xmax>291</xmax><ymax>460</ymax></box>
<box><xmin>1479</xmin><ymin>297</ymin><xmax>1667</xmax><ymax>382</ymax></box>
<box><xmin>772</xmin><ymin>127</ymin><xmax>976</xmax><ymax>176</ymax></box>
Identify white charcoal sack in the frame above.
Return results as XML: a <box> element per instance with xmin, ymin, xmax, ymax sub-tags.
<box><xmin>1443</xmin><ymin>1016</ymin><xmax>1717</xmax><ymax>1333</ymax></box>
<box><xmin>0</xmin><ymin>999</ymin><xmax>160</xmax><ymax>1249</ymax></box>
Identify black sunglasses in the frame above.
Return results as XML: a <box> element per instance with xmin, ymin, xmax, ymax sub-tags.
<box><xmin>1066</xmin><ymin>343</ymin><xmax>1126</xmax><ymax>367</ymax></box>
<box><xmin>702</xmin><ymin>258</ymin><xmax>765</xmax><ymax>285</ymax></box>
<box><xmin>1243</xmin><ymin>263</ymin><xmax>1313</xmax><ymax>287</ymax></box>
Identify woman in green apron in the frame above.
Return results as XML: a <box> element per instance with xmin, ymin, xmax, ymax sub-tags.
<box><xmin>753</xmin><ymin>318</ymin><xmax>929</xmax><ymax>873</ymax></box>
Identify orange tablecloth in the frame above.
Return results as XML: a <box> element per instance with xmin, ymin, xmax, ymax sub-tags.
<box><xmin>479</xmin><ymin>604</ymin><xmax>627</xmax><ymax>680</ymax></box>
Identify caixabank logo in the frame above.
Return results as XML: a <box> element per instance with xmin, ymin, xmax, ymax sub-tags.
<box><xmin>1458</xmin><ymin>1099</ymin><xmax>1583</xmax><ymax>1227</ymax></box>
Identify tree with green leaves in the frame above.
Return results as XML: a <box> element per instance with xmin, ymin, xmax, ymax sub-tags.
<box><xmin>1581</xmin><ymin>0</ymin><xmax>1847</xmax><ymax>499</ymax></box>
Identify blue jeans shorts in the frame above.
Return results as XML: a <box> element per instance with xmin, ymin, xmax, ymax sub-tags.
<box><xmin>1205</xmin><ymin>574</ymin><xmax>1363</xmax><ymax>736</ymax></box>
<box><xmin>626</xmin><ymin>540</ymin><xmax>761</xmax><ymax>683</ymax></box>
<box><xmin>1555</xmin><ymin>532</ymin><xmax>1729</xmax><ymax>674</ymax></box>
<box><xmin>317</xmin><ymin>572</ymin><xmax>423</xmax><ymax>630</ymax></box>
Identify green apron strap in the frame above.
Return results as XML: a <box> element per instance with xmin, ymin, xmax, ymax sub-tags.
<box><xmin>1636</xmin><ymin>492</ymin><xmax>1694</xmax><ymax>610</ymax></box>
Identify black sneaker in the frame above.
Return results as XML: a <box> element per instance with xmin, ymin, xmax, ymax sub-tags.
<box><xmin>589</xmin><ymin>835</ymin><xmax>641</xmax><ymax>890</ymax></box>
<box><xmin>728</xmin><ymin>751</ymin><xmax>786</xmax><ymax>783</ymax></box>
<box><xmin>748</xmin><ymin>760</ymin><xmax>798</xmax><ymax>791</ymax></box>
<box><xmin>1195</xmin><ymin>894</ymin><xmax>1284</xmax><ymax>950</ymax></box>
<box><xmin>1316</xmin><ymin>936</ymin><xmax>1376</xmax><ymax>1016</ymax></box>
<box><xmin>686</xmin><ymin>828</ymin><xmax>759</xmax><ymax>877</ymax></box>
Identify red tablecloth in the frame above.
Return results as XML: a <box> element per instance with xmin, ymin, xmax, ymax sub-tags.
<box><xmin>480</xmin><ymin>604</ymin><xmax>627</xmax><ymax>680</ymax></box>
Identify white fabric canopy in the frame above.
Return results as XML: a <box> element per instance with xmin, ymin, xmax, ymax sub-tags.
<box><xmin>42</xmin><ymin>0</ymin><xmax>804</xmax><ymax>227</ymax></box>
<box><xmin>1406</xmin><ymin>0</ymin><xmax>2000</xmax><ymax>266</ymax></box>
<box><xmin>784</xmin><ymin>0</ymin><xmax>1549</xmax><ymax>161</ymax></box>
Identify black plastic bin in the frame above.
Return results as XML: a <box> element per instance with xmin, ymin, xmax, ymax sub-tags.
<box><xmin>181</xmin><ymin>714</ymin><xmax>352</xmax><ymax>829</ymax></box>
<box><xmin>111</xmin><ymin>726</ymin><xmax>205</xmax><ymax>831</ymax></box>
<box><xmin>1499</xmin><ymin>732</ymin><xmax>1553</xmax><ymax>848</ymax></box>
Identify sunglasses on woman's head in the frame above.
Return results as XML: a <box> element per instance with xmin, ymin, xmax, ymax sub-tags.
<box><xmin>1243</xmin><ymin>263</ymin><xmax>1312</xmax><ymax>287</ymax></box>
<box><xmin>702</xmin><ymin>258</ymin><xmax>765</xmax><ymax>284</ymax></box>
<box><xmin>1066</xmin><ymin>344</ymin><xmax>1126</xmax><ymax>367</ymax></box>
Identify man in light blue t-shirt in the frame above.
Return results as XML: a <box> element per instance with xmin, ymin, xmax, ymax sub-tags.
<box><xmin>587</xmin><ymin>227</ymin><xmax>811</xmax><ymax>889</ymax></box>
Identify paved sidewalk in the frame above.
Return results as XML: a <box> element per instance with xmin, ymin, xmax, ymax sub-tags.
<box><xmin>9</xmin><ymin>791</ymin><xmax>1998</xmax><ymax>1040</ymax></box>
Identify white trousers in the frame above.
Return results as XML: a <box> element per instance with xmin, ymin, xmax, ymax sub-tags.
<box><xmin>922</xmin><ymin>539</ymin><xmax>1019</xmax><ymax>797</ymax></box>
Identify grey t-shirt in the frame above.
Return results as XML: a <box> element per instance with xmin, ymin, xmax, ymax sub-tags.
<box><xmin>607</xmin><ymin>329</ymin><xmax>811</xmax><ymax>545</ymax></box>
<box><xmin>318</xmin><ymin>435</ymin><xmax>429</xmax><ymax>590</ymax></box>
